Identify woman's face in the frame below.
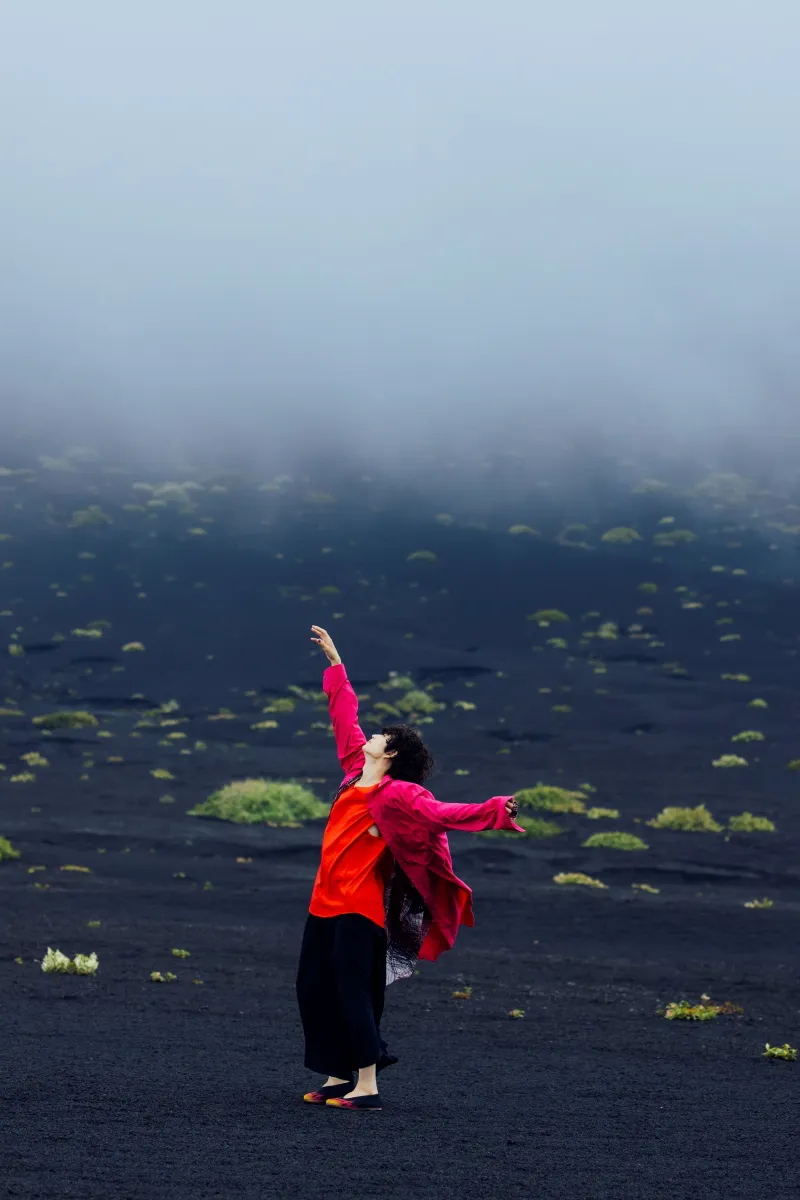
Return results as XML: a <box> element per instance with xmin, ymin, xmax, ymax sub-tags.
<box><xmin>364</xmin><ymin>732</ymin><xmax>391</xmax><ymax>760</ymax></box>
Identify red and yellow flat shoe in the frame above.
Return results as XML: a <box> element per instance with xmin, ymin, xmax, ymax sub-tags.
<box><xmin>303</xmin><ymin>1080</ymin><xmax>354</xmax><ymax>1104</ymax></box>
<box><xmin>326</xmin><ymin>1092</ymin><xmax>382</xmax><ymax>1111</ymax></box>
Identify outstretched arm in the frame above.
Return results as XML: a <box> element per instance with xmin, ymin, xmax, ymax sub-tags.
<box><xmin>312</xmin><ymin>625</ymin><xmax>367</xmax><ymax>777</ymax></box>
<box><xmin>396</xmin><ymin>786</ymin><xmax>525</xmax><ymax>835</ymax></box>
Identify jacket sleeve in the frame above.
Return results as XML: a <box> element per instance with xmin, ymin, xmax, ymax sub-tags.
<box><xmin>402</xmin><ymin>787</ymin><xmax>526</xmax><ymax>835</ymax></box>
<box><xmin>322</xmin><ymin>661</ymin><xmax>368</xmax><ymax>777</ymax></box>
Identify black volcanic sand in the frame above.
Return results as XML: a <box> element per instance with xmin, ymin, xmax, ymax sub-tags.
<box><xmin>2</xmin><ymin>449</ymin><xmax>800</xmax><ymax>1199</ymax></box>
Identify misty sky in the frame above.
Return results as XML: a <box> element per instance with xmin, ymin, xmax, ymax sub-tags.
<box><xmin>2</xmin><ymin>2</ymin><xmax>799</xmax><ymax>470</ymax></box>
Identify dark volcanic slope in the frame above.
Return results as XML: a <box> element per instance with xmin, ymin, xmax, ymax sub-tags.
<box><xmin>2</xmin><ymin>448</ymin><xmax>800</xmax><ymax>1199</ymax></box>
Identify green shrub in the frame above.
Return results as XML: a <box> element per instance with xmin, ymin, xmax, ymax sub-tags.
<box><xmin>188</xmin><ymin>778</ymin><xmax>330</xmax><ymax>826</ymax></box>
<box><xmin>378</xmin><ymin>673</ymin><xmax>416</xmax><ymax>691</ymax></box>
<box><xmin>712</xmin><ymin>755</ymin><xmax>748</xmax><ymax>767</ymax></box>
<box><xmin>515</xmin><ymin>784</ymin><xmax>587</xmax><ymax>814</ymax></box>
<box><xmin>396</xmin><ymin>690</ymin><xmax>444</xmax><ymax>715</ymax></box>
<box><xmin>0</xmin><ymin>836</ymin><xmax>21</xmax><ymax>862</ymax></box>
<box><xmin>592</xmin><ymin>621</ymin><xmax>619</xmax><ymax>640</ymax></box>
<box><xmin>41</xmin><ymin>947</ymin><xmax>99</xmax><ymax>974</ymax></box>
<box><xmin>646</xmin><ymin>804</ymin><xmax>723</xmax><ymax>832</ymax></box>
<box><xmin>728</xmin><ymin>812</ymin><xmax>776</xmax><ymax>833</ymax></box>
<box><xmin>763</xmin><ymin>1043</ymin><xmax>797</xmax><ymax>1061</ymax></box>
<box><xmin>731</xmin><ymin>731</ymin><xmax>764</xmax><ymax>743</ymax></box>
<box><xmin>556</xmin><ymin>525</ymin><xmax>591</xmax><ymax>547</ymax></box>
<box><xmin>32</xmin><ymin>711</ymin><xmax>99</xmax><ymax>729</ymax></box>
<box><xmin>69</xmin><ymin>506</ymin><xmax>112</xmax><ymax>527</ymax></box>
<box><xmin>581</xmin><ymin>831</ymin><xmax>649</xmax><ymax>850</ymax></box>
<box><xmin>600</xmin><ymin>527</ymin><xmax>642</xmax><ymax>544</ymax></box>
<box><xmin>517</xmin><ymin>816</ymin><xmax>563</xmax><ymax>838</ymax></box>
<box><xmin>553</xmin><ymin>872</ymin><xmax>607</xmax><ymax>888</ymax></box>
<box><xmin>480</xmin><ymin>816</ymin><xmax>562</xmax><ymax>839</ymax></box>
<box><xmin>659</xmin><ymin>995</ymin><xmax>742</xmax><ymax>1021</ymax></box>
<box><xmin>261</xmin><ymin>697</ymin><xmax>296</xmax><ymax>713</ymax></box>
<box><xmin>527</xmin><ymin>609</ymin><xmax>569</xmax><ymax>623</ymax></box>
<box><xmin>652</xmin><ymin>529</ymin><xmax>697</xmax><ymax>546</ymax></box>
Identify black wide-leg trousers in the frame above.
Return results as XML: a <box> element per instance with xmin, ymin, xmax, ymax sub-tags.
<box><xmin>295</xmin><ymin>912</ymin><xmax>390</xmax><ymax>1079</ymax></box>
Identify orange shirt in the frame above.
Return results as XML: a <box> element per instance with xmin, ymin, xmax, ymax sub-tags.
<box><xmin>309</xmin><ymin>782</ymin><xmax>390</xmax><ymax>929</ymax></box>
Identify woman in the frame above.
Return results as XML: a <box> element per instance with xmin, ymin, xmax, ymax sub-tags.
<box><xmin>296</xmin><ymin>625</ymin><xmax>524</xmax><ymax>1111</ymax></box>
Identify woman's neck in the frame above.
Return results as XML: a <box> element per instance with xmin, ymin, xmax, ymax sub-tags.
<box><xmin>355</xmin><ymin>766</ymin><xmax>386</xmax><ymax>788</ymax></box>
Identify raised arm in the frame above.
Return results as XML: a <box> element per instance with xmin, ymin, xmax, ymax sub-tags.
<box><xmin>312</xmin><ymin>625</ymin><xmax>367</xmax><ymax>777</ymax></box>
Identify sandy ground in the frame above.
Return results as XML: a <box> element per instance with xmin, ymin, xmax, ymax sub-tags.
<box><xmin>2</xmin><ymin>454</ymin><xmax>799</xmax><ymax>1198</ymax></box>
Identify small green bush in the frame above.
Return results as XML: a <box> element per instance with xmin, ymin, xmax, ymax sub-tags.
<box><xmin>188</xmin><ymin>778</ymin><xmax>330</xmax><ymax>826</ymax></box>
<box><xmin>515</xmin><ymin>784</ymin><xmax>587</xmax><ymax>814</ymax></box>
<box><xmin>728</xmin><ymin>812</ymin><xmax>776</xmax><ymax>833</ymax></box>
<box><xmin>32</xmin><ymin>711</ymin><xmax>99</xmax><ymax>729</ymax></box>
<box><xmin>652</xmin><ymin>529</ymin><xmax>697</xmax><ymax>546</ymax></box>
<box><xmin>556</xmin><ymin>525</ymin><xmax>591</xmax><ymax>547</ymax></box>
<box><xmin>527</xmin><ymin>609</ymin><xmax>569</xmax><ymax>623</ymax></box>
<box><xmin>41</xmin><ymin>947</ymin><xmax>99</xmax><ymax>974</ymax></box>
<box><xmin>396</xmin><ymin>690</ymin><xmax>444</xmax><ymax>715</ymax></box>
<box><xmin>261</xmin><ymin>697</ymin><xmax>296</xmax><ymax>713</ymax></box>
<box><xmin>479</xmin><ymin>816</ymin><xmax>562</xmax><ymax>839</ymax></box>
<box><xmin>378</xmin><ymin>673</ymin><xmax>416</xmax><ymax>691</ymax></box>
<box><xmin>0</xmin><ymin>836</ymin><xmax>21</xmax><ymax>862</ymax></box>
<box><xmin>658</xmin><ymin>994</ymin><xmax>742</xmax><ymax>1021</ymax></box>
<box><xmin>731</xmin><ymin>730</ymin><xmax>764</xmax><ymax>743</ymax></box>
<box><xmin>581</xmin><ymin>831</ymin><xmax>649</xmax><ymax>850</ymax></box>
<box><xmin>763</xmin><ymin>1043</ymin><xmax>797</xmax><ymax>1061</ymax></box>
<box><xmin>646</xmin><ymin>804</ymin><xmax>723</xmax><ymax>832</ymax></box>
<box><xmin>69</xmin><ymin>506</ymin><xmax>112</xmax><ymax>527</ymax></box>
<box><xmin>712</xmin><ymin>755</ymin><xmax>748</xmax><ymax>767</ymax></box>
<box><xmin>517</xmin><ymin>816</ymin><xmax>563</xmax><ymax>838</ymax></box>
<box><xmin>553</xmin><ymin>872</ymin><xmax>606</xmax><ymax>888</ymax></box>
<box><xmin>600</xmin><ymin>527</ymin><xmax>642</xmax><ymax>544</ymax></box>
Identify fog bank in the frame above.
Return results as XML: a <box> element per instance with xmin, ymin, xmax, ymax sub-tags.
<box><xmin>2</xmin><ymin>2</ymin><xmax>799</xmax><ymax>484</ymax></box>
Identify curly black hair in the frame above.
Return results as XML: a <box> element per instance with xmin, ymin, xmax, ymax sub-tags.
<box><xmin>381</xmin><ymin>723</ymin><xmax>435</xmax><ymax>784</ymax></box>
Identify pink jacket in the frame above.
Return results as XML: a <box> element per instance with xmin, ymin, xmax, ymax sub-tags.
<box><xmin>323</xmin><ymin>662</ymin><xmax>525</xmax><ymax>982</ymax></box>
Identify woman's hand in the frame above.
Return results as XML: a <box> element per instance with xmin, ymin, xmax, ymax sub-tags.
<box><xmin>311</xmin><ymin>625</ymin><xmax>342</xmax><ymax>665</ymax></box>
<box><xmin>505</xmin><ymin>796</ymin><xmax>518</xmax><ymax>819</ymax></box>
